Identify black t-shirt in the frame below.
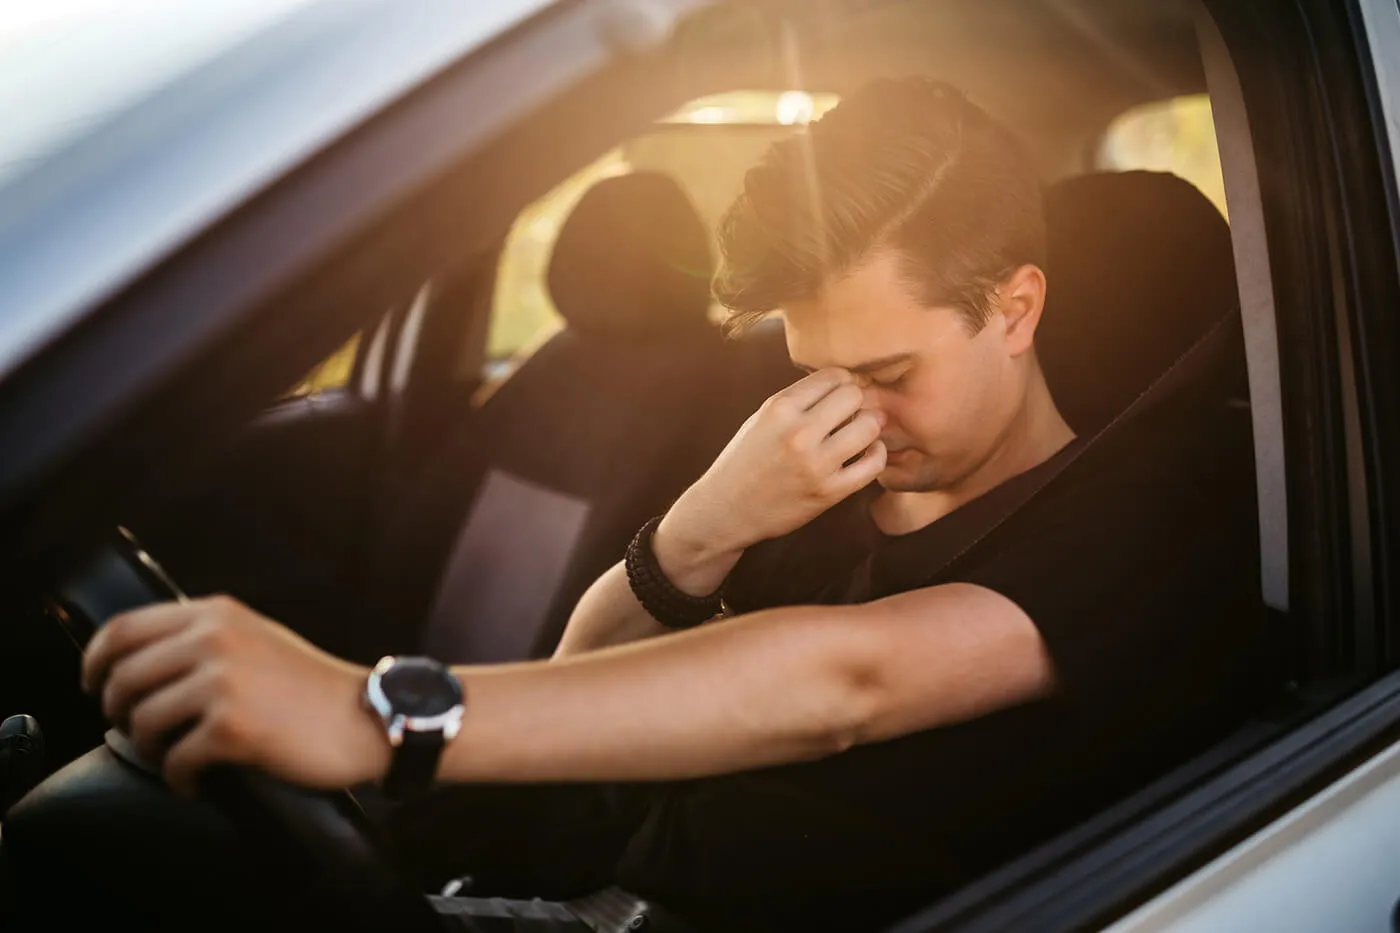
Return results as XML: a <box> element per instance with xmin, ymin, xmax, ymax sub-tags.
<box><xmin>614</xmin><ymin>385</ymin><xmax>1276</xmax><ymax>931</ymax></box>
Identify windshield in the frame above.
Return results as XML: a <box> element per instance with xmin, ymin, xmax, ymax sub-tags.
<box><xmin>0</xmin><ymin>0</ymin><xmax>315</xmax><ymax>192</ymax></box>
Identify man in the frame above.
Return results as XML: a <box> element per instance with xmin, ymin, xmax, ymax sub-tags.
<box><xmin>83</xmin><ymin>78</ymin><xmax>1269</xmax><ymax>931</ymax></box>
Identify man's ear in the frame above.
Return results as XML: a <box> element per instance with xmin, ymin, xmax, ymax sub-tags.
<box><xmin>997</xmin><ymin>264</ymin><xmax>1048</xmax><ymax>358</ymax></box>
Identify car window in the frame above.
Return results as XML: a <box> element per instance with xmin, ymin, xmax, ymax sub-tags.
<box><xmin>1097</xmin><ymin>93</ymin><xmax>1229</xmax><ymax>218</ymax></box>
<box><xmin>284</xmin><ymin>334</ymin><xmax>360</xmax><ymax>398</ymax></box>
<box><xmin>488</xmin><ymin>149</ymin><xmax>631</xmax><ymax>367</ymax></box>
<box><xmin>486</xmin><ymin>90</ymin><xmax>840</xmax><ymax>377</ymax></box>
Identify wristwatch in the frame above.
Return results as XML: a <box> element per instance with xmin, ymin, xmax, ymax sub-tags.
<box><xmin>364</xmin><ymin>655</ymin><xmax>465</xmax><ymax>799</ymax></box>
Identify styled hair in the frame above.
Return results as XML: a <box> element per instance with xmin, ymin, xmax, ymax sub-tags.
<box><xmin>713</xmin><ymin>77</ymin><xmax>1046</xmax><ymax>334</ymax></box>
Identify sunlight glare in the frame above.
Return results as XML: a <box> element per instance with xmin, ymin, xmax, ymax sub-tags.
<box><xmin>775</xmin><ymin>91</ymin><xmax>816</xmax><ymax>126</ymax></box>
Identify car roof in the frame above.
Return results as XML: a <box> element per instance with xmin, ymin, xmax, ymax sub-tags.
<box><xmin>0</xmin><ymin>0</ymin><xmax>560</xmax><ymax>382</ymax></box>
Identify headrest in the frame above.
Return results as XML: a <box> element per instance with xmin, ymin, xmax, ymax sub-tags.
<box><xmin>1037</xmin><ymin>171</ymin><xmax>1239</xmax><ymax>435</ymax></box>
<box><xmin>547</xmin><ymin>171</ymin><xmax>715</xmax><ymax>338</ymax></box>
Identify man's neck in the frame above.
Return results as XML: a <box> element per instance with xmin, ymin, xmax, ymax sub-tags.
<box><xmin>872</xmin><ymin>376</ymin><xmax>1075</xmax><ymax>536</ymax></box>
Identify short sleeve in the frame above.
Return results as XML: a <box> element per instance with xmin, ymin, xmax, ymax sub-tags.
<box><xmin>954</xmin><ymin>463</ymin><xmax>1264</xmax><ymax>710</ymax></box>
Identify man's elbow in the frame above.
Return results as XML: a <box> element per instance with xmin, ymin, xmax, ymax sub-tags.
<box><xmin>811</xmin><ymin>633</ymin><xmax>888</xmax><ymax>756</ymax></box>
<box><xmin>821</xmin><ymin>686</ymin><xmax>881</xmax><ymax>756</ymax></box>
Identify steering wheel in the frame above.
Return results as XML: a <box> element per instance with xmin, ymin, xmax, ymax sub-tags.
<box><xmin>45</xmin><ymin>528</ymin><xmax>445</xmax><ymax>933</ymax></box>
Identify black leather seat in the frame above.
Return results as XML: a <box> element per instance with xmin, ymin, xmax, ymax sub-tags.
<box><xmin>1038</xmin><ymin>170</ymin><xmax>1244</xmax><ymax>433</ymax></box>
<box><xmin>361</xmin><ymin>171</ymin><xmax>791</xmax><ymax>664</ymax></box>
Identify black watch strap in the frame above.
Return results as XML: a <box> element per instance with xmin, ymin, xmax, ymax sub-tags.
<box><xmin>382</xmin><ymin>729</ymin><xmax>444</xmax><ymax>800</ymax></box>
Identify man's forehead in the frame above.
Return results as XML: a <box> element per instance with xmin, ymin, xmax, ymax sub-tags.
<box><xmin>783</xmin><ymin>300</ymin><xmax>923</xmax><ymax>371</ymax></box>
<box><xmin>782</xmin><ymin>297</ymin><xmax>927</xmax><ymax>374</ymax></box>
<box><xmin>781</xmin><ymin>248</ymin><xmax>939</xmax><ymax>370</ymax></box>
<box><xmin>782</xmin><ymin>259</ymin><xmax>990</xmax><ymax>373</ymax></box>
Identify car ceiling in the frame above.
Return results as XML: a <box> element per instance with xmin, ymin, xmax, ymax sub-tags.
<box><xmin>691</xmin><ymin>0</ymin><xmax>1204</xmax><ymax>175</ymax></box>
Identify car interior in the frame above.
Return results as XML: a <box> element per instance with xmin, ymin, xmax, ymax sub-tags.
<box><xmin>0</xmin><ymin>0</ymin><xmax>1352</xmax><ymax>929</ymax></box>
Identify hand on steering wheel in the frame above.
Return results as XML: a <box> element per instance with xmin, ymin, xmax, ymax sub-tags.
<box><xmin>50</xmin><ymin>528</ymin><xmax>443</xmax><ymax>933</ymax></box>
<box><xmin>83</xmin><ymin>595</ymin><xmax>388</xmax><ymax>795</ymax></box>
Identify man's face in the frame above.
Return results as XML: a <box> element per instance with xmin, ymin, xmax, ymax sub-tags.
<box><xmin>783</xmin><ymin>249</ymin><xmax>1030</xmax><ymax>493</ymax></box>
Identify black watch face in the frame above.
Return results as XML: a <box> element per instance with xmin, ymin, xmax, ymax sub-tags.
<box><xmin>381</xmin><ymin>658</ymin><xmax>463</xmax><ymax>718</ymax></box>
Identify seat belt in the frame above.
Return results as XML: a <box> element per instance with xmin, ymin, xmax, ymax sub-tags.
<box><xmin>921</xmin><ymin>308</ymin><xmax>1244</xmax><ymax>584</ymax></box>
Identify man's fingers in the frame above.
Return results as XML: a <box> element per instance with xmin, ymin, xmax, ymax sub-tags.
<box><xmin>83</xmin><ymin>602</ymin><xmax>199</xmax><ymax>694</ymax></box>
<box><xmin>102</xmin><ymin>625</ymin><xmax>208</xmax><ymax>732</ymax></box>
<box><xmin>822</xmin><ymin>411</ymin><xmax>884</xmax><ymax>468</ymax></box>
<box><xmin>801</xmin><ymin>383</ymin><xmax>866</xmax><ymax>440</ymax></box>
<box><xmin>162</xmin><ymin>716</ymin><xmax>237</xmax><ymax>798</ymax></box>
<box><xmin>827</xmin><ymin>439</ymin><xmax>888</xmax><ymax>498</ymax></box>
<box><xmin>776</xmin><ymin>367</ymin><xmax>852</xmax><ymax>412</ymax></box>
<box><xmin>126</xmin><ymin>667</ymin><xmax>217</xmax><ymax>765</ymax></box>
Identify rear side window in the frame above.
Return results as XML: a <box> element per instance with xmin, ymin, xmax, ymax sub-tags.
<box><xmin>1098</xmin><ymin>93</ymin><xmax>1228</xmax><ymax>219</ymax></box>
<box><xmin>284</xmin><ymin>334</ymin><xmax>360</xmax><ymax>398</ymax></box>
<box><xmin>486</xmin><ymin>91</ymin><xmax>840</xmax><ymax>374</ymax></box>
<box><xmin>488</xmin><ymin>149</ymin><xmax>630</xmax><ymax>365</ymax></box>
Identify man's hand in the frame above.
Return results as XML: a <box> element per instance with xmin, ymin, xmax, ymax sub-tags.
<box><xmin>655</xmin><ymin>368</ymin><xmax>886</xmax><ymax>594</ymax></box>
<box><xmin>82</xmin><ymin>596</ymin><xmax>389</xmax><ymax>795</ymax></box>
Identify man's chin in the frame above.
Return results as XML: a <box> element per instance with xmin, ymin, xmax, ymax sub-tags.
<box><xmin>878</xmin><ymin>475</ymin><xmax>930</xmax><ymax>493</ymax></box>
<box><xmin>876</xmin><ymin>450</ymin><xmax>944</xmax><ymax>492</ymax></box>
<box><xmin>877</xmin><ymin>463</ymin><xmax>935</xmax><ymax>493</ymax></box>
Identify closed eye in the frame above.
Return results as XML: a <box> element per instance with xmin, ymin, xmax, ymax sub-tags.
<box><xmin>872</xmin><ymin>370</ymin><xmax>911</xmax><ymax>390</ymax></box>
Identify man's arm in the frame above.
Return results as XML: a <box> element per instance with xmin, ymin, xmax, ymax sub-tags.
<box><xmin>79</xmin><ymin>368</ymin><xmax>915</xmax><ymax>791</ymax></box>
<box><xmin>553</xmin><ymin>516</ymin><xmax>744</xmax><ymax>657</ymax></box>
<box><xmin>553</xmin><ymin>562</ymin><xmax>666</xmax><ymax>656</ymax></box>
<box><xmin>445</xmin><ymin>583</ymin><xmax>1052</xmax><ymax>783</ymax></box>
<box><xmin>82</xmin><ymin>584</ymin><xmax>1054</xmax><ymax>792</ymax></box>
<box><xmin>556</xmin><ymin>367</ymin><xmax>884</xmax><ymax>656</ymax></box>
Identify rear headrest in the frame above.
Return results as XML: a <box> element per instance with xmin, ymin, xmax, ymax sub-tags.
<box><xmin>1038</xmin><ymin>171</ymin><xmax>1239</xmax><ymax>435</ymax></box>
<box><xmin>547</xmin><ymin>171</ymin><xmax>715</xmax><ymax>338</ymax></box>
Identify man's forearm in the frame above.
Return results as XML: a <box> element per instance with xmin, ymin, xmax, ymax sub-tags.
<box><xmin>448</xmin><ymin>606</ymin><xmax>880</xmax><ymax>784</ymax></box>
<box><xmin>553</xmin><ymin>562</ymin><xmax>668</xmax><ymax>657</ymax></box>
<box><xmin>424</xmin><ymin>583</ymin><xmax>1050</xmax><ymax>787</ymax></box>
<box><xmin>554</xmin><ymin>366</ymin><xmax>880</xmax><ymax>658</ymax></box>
<box><xmin>553</xmin><ymin>516</ymin><xmax>746</xmax><ymax>658</ymax></box>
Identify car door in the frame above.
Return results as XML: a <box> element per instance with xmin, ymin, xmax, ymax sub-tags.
<box><xmin>1097</xmin><ymin>1</ymin><xmax>1400</xmax><ymax>928</ymax></box>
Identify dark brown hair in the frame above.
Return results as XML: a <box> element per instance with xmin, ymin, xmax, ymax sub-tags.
<box><xmin>713</xmin><ymin>77</ymin><xmax>1046</xmax><ymax>333</ymax></box>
